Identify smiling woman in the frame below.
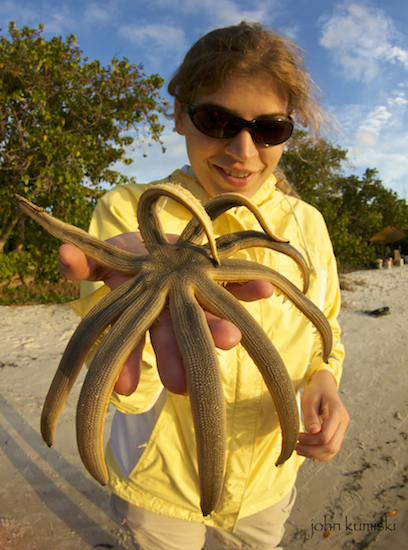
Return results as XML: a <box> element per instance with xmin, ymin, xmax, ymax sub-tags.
<box><xmin>52</xmin><ymin>20</ymin><xmax>349</xmax><ymax>550</ymax></box>
<box><xmin>173</xmin><ymin>75</ymin><xmax>290</xmax><ymax>198</ymax></box>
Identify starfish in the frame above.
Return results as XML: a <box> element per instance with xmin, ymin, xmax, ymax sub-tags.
<box><xmin>14</xmin><ymin>184</ymin><xmax>332</xmax><ymax>516</ymax></box>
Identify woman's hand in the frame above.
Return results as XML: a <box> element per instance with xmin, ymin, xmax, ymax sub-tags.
<box><xmin>58</xmin><ymin>232</ymin><xmax>148</xmax><ymax>289</ymax></box>
<box><xmin>296</xmin><ymin>370</ymin><xmax>350</xmax><ymax>462</ymax></box>
<box><xmin>58</xmin><ymin>236</ymin><xmax>274</xmax><ymax>396</ymax></box>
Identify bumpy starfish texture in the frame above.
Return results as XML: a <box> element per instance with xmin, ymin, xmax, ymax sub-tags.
<box><xmin>14</xmin><ymin>184</ymin><xmax>332</xmax><ymax>517</ymax></box>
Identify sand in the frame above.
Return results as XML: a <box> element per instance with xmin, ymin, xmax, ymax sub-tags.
<box><xmin>1</xmin><ymin>265</ymin><xmax>407</xmax><ymax>550</ymax></box>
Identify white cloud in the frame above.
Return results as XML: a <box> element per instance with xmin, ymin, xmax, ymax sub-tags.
<box><xmin>319</xmin><ymin>2</ymin><xmax>408</xmax><ymax>82</ymax></box>
<box><xmin>387</xmin><ymin>90</ymin><xmax>408</xmax><ymax>109</ymax></box>
<box><xmin>334</xmin><ymin>85</ymin><xmax>408</xmax><ymax>199</ymax></box>
<box><xmin>0</xmin><ymin>0</ymin><xmax>38</xmax><ymax>26</ymax></box>
<box><xmin>339</xmin><ymin>90</ymin><xmax>403</xmax><ymax>144</ymax></box>
<box><xmin>120</xmin><ymin>23</ymin><xmax>188</xmax><ymax>65</ymax></box>
<box><xmin>151</xmin><ymin>0</ymin><xmax>281</xmax><ymax>28</ymax></box>
<box><xmin>386</xmin><ymin>46</ymin><xmax>408</xmax><ymax>67</ymax></box>
<box><xmin>191</xmin><ymin>0</ymin><xmax>269</xmax><ymax>27</ymax></box>
<box><xmin>0</xmin><ymin>0</ymin><xmax>75</xmax><ymax>36</ymax></box>
<box><xmin>357</xmin><ymin>106</ymin><xmax>392</xmax><ymax>138</ymax></box>
<box><xmin>348</xmin><ymin>136</ymin><xmax>408</xmax><ymax>199</ymax></box>
<box><xmin>112</xmin><ymin>125</ymin><xmax>189</xmax><ymax>185</ymax></box>
<box><xmin>121</xmin><ymin>24</ymin><xmax>185</xmax><ymax>47</ymax></box>
<box><xmin>1</xmin><ymin>1</ymin><xmax>119</xmax><ymax>38</ymax></box>
<box><xmin>43</xmin><ymin>9</ymin><xmax>75</xmax><ymax>35</ymax></box>
<box><xmin>279</xmin><ymin>25</ymin><xmax>300</xmax><ymax>44</ymax></box>
<box><xmin>84</xmin><ymin>3</ymin><xmax>113</xmax><ymax>23</ymax></box>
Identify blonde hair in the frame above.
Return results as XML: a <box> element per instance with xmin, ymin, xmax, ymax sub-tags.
<box><xmin>168</xmin><ymin>21</ymin><xmax>324</xmax><ymax>139</ymax></box>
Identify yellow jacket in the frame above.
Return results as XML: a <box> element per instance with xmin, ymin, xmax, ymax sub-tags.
<box><xmin>70</xmin><ymin>169</ymin><xmax>344</xmax><ymax>532</ymax></box>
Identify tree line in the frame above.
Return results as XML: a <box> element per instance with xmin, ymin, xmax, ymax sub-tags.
<box><xmin>1</xmin><ymin>23</ymin><xmax>407</xmax><ymax>287</ymax></box>
<box><xmin>280</xmin><ymin>132</ymin><xmax>408</xmax><ymax>265</ymax></box>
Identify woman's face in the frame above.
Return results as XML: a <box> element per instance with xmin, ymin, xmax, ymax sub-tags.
<box><xmin>175</xmin><ymin>73</ymin><xmax>290</xmax><ymax>199</ymax></box>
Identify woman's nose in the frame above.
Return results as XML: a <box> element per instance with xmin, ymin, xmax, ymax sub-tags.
<box><xmin>224</xmin><ymin>128</ymin><xmax>259</xmax><ymax>160</ymax></box>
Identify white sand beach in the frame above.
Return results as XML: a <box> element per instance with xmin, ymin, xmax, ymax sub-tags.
<box><xmin>1</xmin><ymin>265</ymin><xmax>408</xmax><ymax>550</ymax></box>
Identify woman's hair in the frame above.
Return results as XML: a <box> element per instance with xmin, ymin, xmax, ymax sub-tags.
<box><xmin>168</xmin><ymin>21</ymin><xmax>325</xmax><ymax>139</ymax></box>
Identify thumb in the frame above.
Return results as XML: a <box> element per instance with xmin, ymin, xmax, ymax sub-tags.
<box><xmin>302</xmin><ymin>390</ymin><xmax>322</xmax><ymax>435</ymax></box>
<box><xmin>58</xmin><ymin>243</ymin><xmax>94</xmax><ymax>280</ymax></box>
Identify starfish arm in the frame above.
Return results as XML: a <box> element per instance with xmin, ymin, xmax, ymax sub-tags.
<box><xmin>138</xmin><ymin>184</ymin><xmax>220</xmax><ymax>264</ymax></box>
<box><xmin>211</xmin><ymin>231</ymin><xmax>309</xmax><ymax>292</ymax></box>
<box><xmin>76</xmin><ymin>283</ymin><xmax>168</xmax><ymax>485</ymax></box>
<box><xmin>41</xmin><ymin>274</ymin><xmax>146</xmax><ymax>447</ymax></box>
<box><xmin>169</xmin><ymin>283</ymin><xmax>226</xmax><ymax>516</ymax></box>
<box><xmin>195</xmin><ymin>277</ymin><xmax>299</xmax><ymax>466</ymax></box>
<box><xmin>14</xmin><ymin>195</ymin><xmax>146</xmax><ymax>275</ymax></box>
<box><xmin>179</xmin><ymin>193</ymin><xmax>288</xmax><ymax>245</ymax></box>
<box><xmin>211</xmin><ymin>260</ymin><xmax>332</xmax><ymax>363</ymax></box>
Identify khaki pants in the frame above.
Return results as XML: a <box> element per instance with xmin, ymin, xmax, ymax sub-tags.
<box><xmin>110</xmin><ymin>486</ymin><xmax>296</xmax><ymax>550</ymax></box>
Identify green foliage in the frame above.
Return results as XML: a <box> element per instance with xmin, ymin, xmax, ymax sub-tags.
<box><xmin>0</xmin><ymin>250</ymin><xmax>35</xmax><ymax>281</ymax></box>
<box><xmin>280</xmin><ymin>130</ymin><xmax>347</xmax><ymax>209</ymax></box>
<box><xmin>0</xmin><ymin>22</ymin><xmax>167</xmax><ymax>277</ymax></box>
<box><xmin>0</xmin><ymin>280</ymin><xmax>80</xmax><ymax>305</ymax></box>
<box><xmin>280</xmin><ymin>131</ymin><xmax>408</xmax><ymax>265</ymax></box>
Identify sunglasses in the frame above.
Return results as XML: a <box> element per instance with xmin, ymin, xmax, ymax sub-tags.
<box><xmin>184</xmin><ymin>104</ymin><xmax>294</xmax><ymax>147</ymax></box>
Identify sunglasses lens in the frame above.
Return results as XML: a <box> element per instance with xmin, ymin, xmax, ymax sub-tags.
<box><xmin>192</xmin><ymin>108</ymin><xmax>240</xmax><ymax>139</ymax></box>
<box><xmin>188</xmin><ymin>105</ymin><xmax>293</xmax><ymax>146</ymax></box>
<box><xmin>252</xmin><ymin>120</ymin><xmax>293</xmax><ymax>146</ymax></box>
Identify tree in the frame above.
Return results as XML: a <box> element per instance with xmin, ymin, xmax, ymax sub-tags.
<box><xmin>0</xmin><ymin>22</ymin><xmax>166</xmax><ymax>279</ymax></box>
<box><xmin>280</xmin><ymin>132</ymin><xmax>408</xmax><ymax>265</ymax></box>
<box><xmin>279</xmin><ymin>130</ymin><xmax>347</xmax><ymax>208</ymax></box>
<box><xmin>332</xmin><ymin>169</ymin><xmax>408</xmax><ymax>263</ymax></box>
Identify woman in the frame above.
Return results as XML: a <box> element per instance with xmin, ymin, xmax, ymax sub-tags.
<box><xmin>59</xmin><ymin>21</ymin><xmax>349</xmax><ymax>550</ymax></box>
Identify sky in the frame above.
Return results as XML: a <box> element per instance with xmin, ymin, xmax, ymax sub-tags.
<box><xmin>1</xmin><ymin>0</ymin><xmax>408</xmax><ymax>199</ymax></box>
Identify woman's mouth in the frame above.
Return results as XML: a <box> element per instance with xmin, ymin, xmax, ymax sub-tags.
<box><xmin>222</xmin><ymin>168</ymin><xmax>251</xmax><ymax>179</ymax></box>
<box><xmin>213</xmin><ymin>165</ymin><xmax>259</xmax><ymax>191</ymax></box>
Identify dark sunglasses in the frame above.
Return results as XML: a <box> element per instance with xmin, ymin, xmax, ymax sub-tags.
<box><xmin>184</xmin><ymin>104</ymin><xmax>294</xmax><ymax>147</ymax></box>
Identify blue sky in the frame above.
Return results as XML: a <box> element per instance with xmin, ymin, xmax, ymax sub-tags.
<box><xmin>2</xmin><ymin>0</ymin><xmax>408</xmax><ymax>199</ymax></box>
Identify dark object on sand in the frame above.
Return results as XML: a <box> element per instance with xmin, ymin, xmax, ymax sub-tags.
<box><xmin>367</xmin><ymin>307</ymin><xmax>390</xmax><ymax>318</ymax></box>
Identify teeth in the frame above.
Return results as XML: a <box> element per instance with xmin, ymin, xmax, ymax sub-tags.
<box><xmin>223</xmin><ymin>168</ymin><xmax>250</xmax><ymax>178</ymax></box>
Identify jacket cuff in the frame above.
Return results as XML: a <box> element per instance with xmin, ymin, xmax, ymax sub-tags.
<box><xmin>304</xmin><ymin>353</ymin><xmax>343</xmax><ymax>389</ymax></box>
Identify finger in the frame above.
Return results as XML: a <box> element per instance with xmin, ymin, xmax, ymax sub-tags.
<box><xmin>296</xmin><ymin>407</ymin><xmax>349</xmax><ymax>461</ymax></box>
<box><xmin>113</xmin><ymin>339</ymin><xmax>144</xmax><ymax>395</ymax></box>
<box><xmin>205</xmin><ymin>312</ymin><xmax>242</xmax><ymax>349</ymax></box>
<box><xmin>225</xmin><ymin>280</ymin><xmax>274</xmax><ymax>301</ymax></box>
<box><xmin>106</xmin><ymin>232</ymin><xmax>147</xmax><ymax>255</ymax></box>
<box><xmin>302</xmin><ymin>400</ymin><xmax>325</xmax><ymax>436</ymax></box>
<box><xmin>58</xmin><ymin>238</ymin><xmax>137</xmax><ymax>287</ymax></box>
<box><xmin>296</xmin><ymin>424</ymin><xmax>345</xmax><ymax>462</ymax></box>
<box><xmin>301</xmin><ymin>392</ymin><xmax>349</xmax><ymax>444</ymax></box>
<box><xmin>298</xmin><ymin>417</ymin><xmax>336</xmax><ymax>447</ymax></box>
<box><xmin>58</xmin><ymin>244</ymin><xmax>97</xmax><ymax>281</ymax></box>
<box><xmin>151</xmin><ymin>309</ymin><xmax>243</xmax><ymax>395</ymax></box>
<box><xmin>300</xmin><ymin>386</ymin><xmax>324</xmax><ymax>436</ymax></box>
<box><xmin>58</xmin><ymin>233</ymin><xmax>145</xmax><ymax>284</ymax></box>
<box><xmin>150</xmin><ymin>310</ymin><xmax>187</xmax><ymax>395</ymax></box>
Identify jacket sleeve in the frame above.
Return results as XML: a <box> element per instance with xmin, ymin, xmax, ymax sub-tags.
<box><xmin>304</xmin><ymin>217</ymin><xmax>344</xmax><ymax>388</ymax></box>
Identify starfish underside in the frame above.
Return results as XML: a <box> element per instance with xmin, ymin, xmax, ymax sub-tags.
<box><xmin>14</xmin><ymin>184</ymin><xmax>332</xmax><ymax>516</ymax></box>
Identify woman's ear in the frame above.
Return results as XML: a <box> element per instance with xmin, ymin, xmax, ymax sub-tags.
<box><xmin>174</xmin><ymin>100</ymin><xmax>186</xmax><ymax>136</ymax></box>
